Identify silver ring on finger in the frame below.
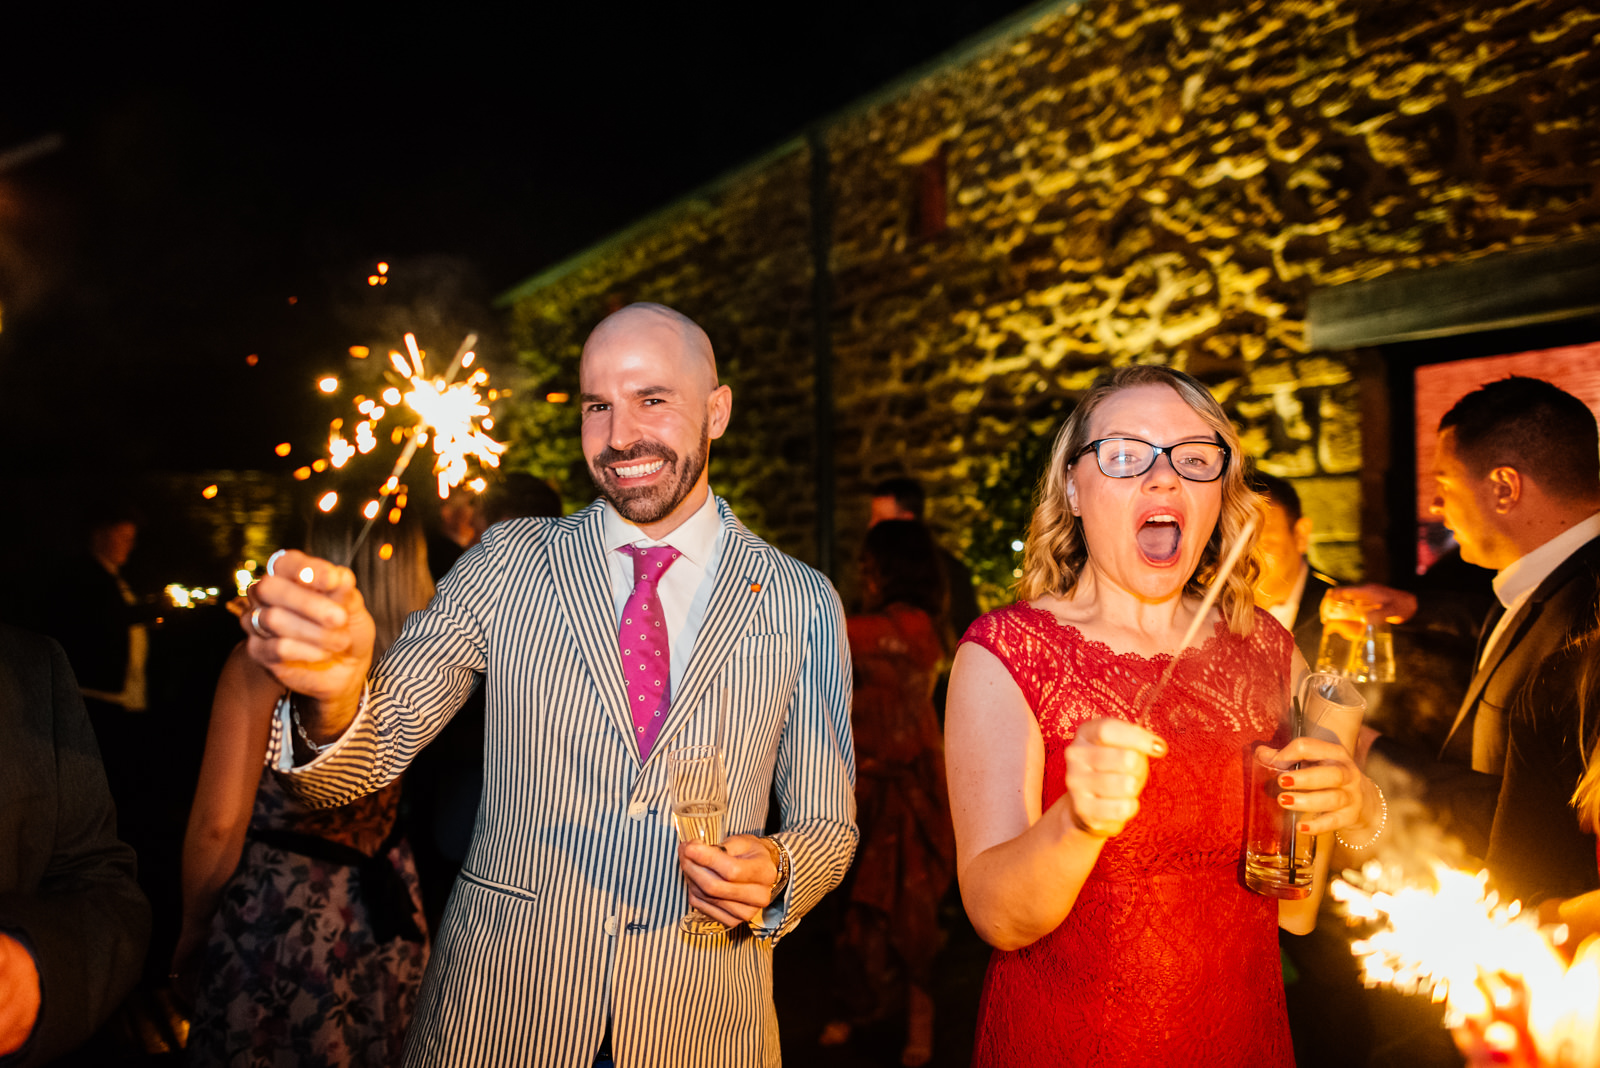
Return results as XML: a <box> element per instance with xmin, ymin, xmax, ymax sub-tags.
<box><xmin>249</xmin><ymin>607</ymin><xmax>274</xmax><ymax>640</ymax></box>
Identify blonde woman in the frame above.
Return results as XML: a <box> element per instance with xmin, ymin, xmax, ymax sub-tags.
<box><xmin>946</xmin><ymin>365</ymin><xmax>1383</xmax><ymax>1065</ymax></box>
<box><xmin>174</xmin><ymin>516</ymin><xmax>435</xmax><ymax>1066</ymax></box>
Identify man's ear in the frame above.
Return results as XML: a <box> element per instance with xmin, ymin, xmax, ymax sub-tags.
<box><xmin>1489</xmin><ymin>466</ymin><xmax>1522</xmax><ymax>514</ymax></box>
<box><xmin>1292</xmin><ymin>516</ymin><xmax>1313</xmax><ymax>556</ymax></box>
<box><xmin>707</xmin><ymin>384</ymin><xmax>733</xmax><ymax>440</ymax></box>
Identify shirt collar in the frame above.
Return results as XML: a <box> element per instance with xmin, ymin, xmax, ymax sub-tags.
<box><xmin>601</xmin><ymin>487</ymin><xmax>724</xmax><ymax>567</ymax></box>
<box><xmin>1492</xmin><ymin>510</ymin><xmax>1600</xmax><ymax>609</ymax></box>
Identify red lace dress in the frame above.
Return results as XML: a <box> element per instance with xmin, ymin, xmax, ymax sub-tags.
<box><xmin>961</xmin><ymin>602</ymin><xmax>1296</xmax><ymax>1067</ymax></box>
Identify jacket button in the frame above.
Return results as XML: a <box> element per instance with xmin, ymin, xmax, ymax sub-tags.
<box><xmin>627</xmin><ymin>800</ymin><xmax>648</xmax><ymax>820</ymax></box>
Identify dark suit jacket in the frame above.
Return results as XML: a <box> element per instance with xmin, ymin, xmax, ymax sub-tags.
<box><xmin>0</xmin><ymin>625</ymin><xmax>149</xmax><ymax>1066</ymax></box>
<box><xmin>1443</xmin><ymin>533</ymin><xmax>1600</xmax><ymax>776</ymax></box>
<box><xmin>41</xmin><ymin>558</ymin><xmax>139</xmax><ymax>697</ymax></box>
<box><xmin>1487</xmin><ymin>633</ymin><xmax>1600</xmax><ymax>906</ymax></box>
<box><xmin>1289</xmin><ymin>567</ymin><xmax>1334</xmax><ymax>667</ymax></box>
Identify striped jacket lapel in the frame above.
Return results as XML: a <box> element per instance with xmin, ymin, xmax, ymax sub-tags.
<box><xmin>549</xmin><ymin>501</ymin><xmax>636</xmax><ymax>760</ymax></box>
<box><xmin>648</xmin><ymin>501</ymin><xmax>772</xmax><ymax>765</ymax></box>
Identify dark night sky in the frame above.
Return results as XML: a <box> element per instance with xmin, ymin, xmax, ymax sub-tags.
<box><xmin>0</xmin><ymin>2</ymin><xmax>1039</xmax><ymax>474</ymax></box>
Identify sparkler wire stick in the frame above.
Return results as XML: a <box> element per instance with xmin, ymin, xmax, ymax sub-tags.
<box><xmin>1134</xmin><ymin>511</ymin><xmax>1260</xmax><ymax>720</ymax></box>
<box><xmin>339</xmin><ymin>332</ymin><xmax>479</xmax><ymax>565</ymax></box>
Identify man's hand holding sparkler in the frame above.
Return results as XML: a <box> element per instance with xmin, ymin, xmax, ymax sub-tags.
<box><xmin>243</xmin><ymin>549</ymin><xmax>376</xmax><ymax>746</ymax></box>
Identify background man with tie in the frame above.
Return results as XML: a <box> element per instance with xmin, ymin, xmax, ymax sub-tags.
<box><xmin>1248</xmin><ymin>472</ymin><xmax>1336</xmax><ymax>665</ymax></box>
<box><xmin>244</xmin><ymin>303</ymin><xmax>857</xmax><ymax>1067</ymax></box>
<box><xmin>1365</xmin><ymin>376</ymin><xmax>1600</xmax><ymax>902</ymax></box>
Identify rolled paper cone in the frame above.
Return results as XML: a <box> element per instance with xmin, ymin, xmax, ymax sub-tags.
<box><xmin>1301</xmin><ymin>673</ymin><xmax>1365</xmax><ymax>753</ymax></box>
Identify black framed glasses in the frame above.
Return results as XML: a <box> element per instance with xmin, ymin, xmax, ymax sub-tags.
<box><xmin>1075</xmin><ymin>437</ymin><xmax>1230</xmax><ymax>482</ymax></box>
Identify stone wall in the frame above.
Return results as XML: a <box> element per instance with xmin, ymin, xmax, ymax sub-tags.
<box><xmin>501</xmin><ymin>149</ymin><xmax>819</xmax><ymax>556</ymax></box>
<box><xmin>504</xmin><ymin>0</ymin><xmax>1600</xmax><ymax>603</ymax></box>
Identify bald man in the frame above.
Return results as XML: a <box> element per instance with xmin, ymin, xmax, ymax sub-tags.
<box><xmin>244</xmin><ymin>303</ymin><xmax>857</xmax><ymax>1067</ymax></box>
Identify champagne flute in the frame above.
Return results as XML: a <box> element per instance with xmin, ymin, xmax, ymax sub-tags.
<box><xmin>667</xmin><ymin>744</ymin><xmax>727</xmax><ymax>935</ymax></box>
<box><xmin>1351</xmin><ymin>619</ymin><xmax>1397</xmax><ymax>683</ymax></box>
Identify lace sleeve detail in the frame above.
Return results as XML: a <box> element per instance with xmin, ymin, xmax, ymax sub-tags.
<box><xmin>960</xmin><ymin>606</ymin><xmax>1048</xmax><ymax>712</ymax></box>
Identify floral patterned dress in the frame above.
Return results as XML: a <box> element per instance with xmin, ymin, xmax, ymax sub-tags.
<box><xmin>188</xmin><ymin>770</ymin><xmax>429</xmax><ymax>1067</ymax></box>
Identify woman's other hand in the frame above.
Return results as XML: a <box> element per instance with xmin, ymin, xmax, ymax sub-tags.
<box><xmin>1264</xmin><ymin>735</ymin><xmax>1377</xmax><ymax>838</ymax></box>
<box><xmin>1064</xmin><ymin>717</ymin><xmax>1167</xmax><ymax>838</ymax></box>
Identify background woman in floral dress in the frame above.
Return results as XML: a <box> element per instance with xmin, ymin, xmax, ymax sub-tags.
<box><xmin>174</xmin><ymin>517</ymin><xmax>434</xmax><ymax>1066</ymax></box>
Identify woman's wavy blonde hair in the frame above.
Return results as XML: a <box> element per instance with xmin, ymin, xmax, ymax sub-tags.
<box><xmin>1016</xmin><ymin>364</ymin><xmax>1262</xmax><ymax>635</ymax></box>
<box><xmin>1564</xmin><ymin>609</ymin><xmax>1600</xmax><ymax>831</ymax></box>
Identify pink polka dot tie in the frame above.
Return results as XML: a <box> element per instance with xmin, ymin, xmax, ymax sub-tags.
<box><xmin>617</xmin><ymin>545</ymin><xmax>680</xmax><ymax>761</ymax></box>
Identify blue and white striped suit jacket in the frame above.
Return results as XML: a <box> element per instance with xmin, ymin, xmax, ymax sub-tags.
<box><xmin>279</xmin><ymin>497</ymin><xmax>858</xmax><ymax>1067</ymax></box>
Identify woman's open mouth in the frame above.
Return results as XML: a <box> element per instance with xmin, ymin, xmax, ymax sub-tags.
<box><xmin>1136</xmin><ymin>513</ymin><xmax>1183</xmax><ymax>563</ymax></box>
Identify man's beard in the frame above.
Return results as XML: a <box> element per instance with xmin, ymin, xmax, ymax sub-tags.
<box><xmin>589</xmin><ymin>420</ymin><xmax>710</xmax><ymax>525</ymax></box>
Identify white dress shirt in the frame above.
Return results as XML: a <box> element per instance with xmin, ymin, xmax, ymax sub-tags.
<box><xmin>1480</xmin><ymin>510</ymin><xmax>1600</xmax><ymax>669</ymax></box>
<box><xmin>1264</xmin><ymin>560</ymin><xmax>1310</xmax><ymax>632</ymax></box>
<box><xmin>601</xmin><ymin>486</ymin><xmax>726</xmax><ymax>696</ymax></box>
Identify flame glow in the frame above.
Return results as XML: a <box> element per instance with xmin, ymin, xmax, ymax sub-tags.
<box><xmin>1334</xmin><ymin>860</ymin><xmax>1600</xmax><ymax>1065</ymax></box>
<box><xmin>403</xmin><ymin>374</ymin><xmax>506</xmax><ymax>498</ymax></box>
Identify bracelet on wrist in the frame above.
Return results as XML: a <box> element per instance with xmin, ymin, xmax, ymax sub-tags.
<box><xmin>1336</xmin><ymin>781</ymin><xmax>1387</xmax><ymax>850</ymax></box>
<box><xmin>274</xmin><ymin>691</ymin><xmax>339</xmax><ymax>757</ymax></box>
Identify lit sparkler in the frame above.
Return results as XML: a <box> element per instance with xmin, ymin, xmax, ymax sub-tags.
<box><xmin>1333</xmin><ymin>859</ymin><xmax>1600</xmax><ymax>1065</ymax></box>
<box><xmin>305</xmin><ymin>330</ymin><xmax>504</xmax><ymax>561</ymax></box>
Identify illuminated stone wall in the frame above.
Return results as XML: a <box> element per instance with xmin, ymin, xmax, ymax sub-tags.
<box><xmin>504</xmin><ymin>0</ymin><xmax>1600</xmax><ymax>598</ymax></box>
<box><xmin>503</xmin><ymin>151</ymin><xmax>820</xmax><ymax>551</ymax></box>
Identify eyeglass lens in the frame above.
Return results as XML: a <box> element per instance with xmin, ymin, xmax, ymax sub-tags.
<box><xmin>1092</xmin><ymin>438</ymin><xmax>1226</xmax><ymax>481</ymax></box>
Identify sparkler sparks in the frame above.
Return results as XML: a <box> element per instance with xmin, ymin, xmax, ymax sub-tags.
<box><xmin>295</xmin><ymin>330</ymin><xmax>505</xmax><ymax>562</ymax></box>
<box><xmin>1333</xmin><ymin>859</ymin><xmax>1600</xmax><ymax>1065</ymax></box>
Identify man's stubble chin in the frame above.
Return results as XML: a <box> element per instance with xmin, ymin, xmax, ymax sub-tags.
<box><xmin>592</xmin><ymin>424</ymin><xmax>711</xmax><ymax>525</ymax></box>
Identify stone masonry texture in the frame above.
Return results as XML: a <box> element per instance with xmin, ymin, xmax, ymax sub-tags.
<box><xmin>504</xmin><ymin>0</ymin><xmax>1600</xmax><ymax>605</ymax></box>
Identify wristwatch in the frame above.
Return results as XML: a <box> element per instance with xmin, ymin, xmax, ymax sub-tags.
<box><xmin>758</xmin><ymin>836</ymin><xmax>791</xmax><ymax>904</ymax></box>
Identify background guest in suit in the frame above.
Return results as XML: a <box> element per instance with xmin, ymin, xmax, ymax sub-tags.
<box><xmin>1249</xmin><ymin>472</ymin><xmax>1334</xmax><ymax>665</ymax></box>
<box><xmin>241</xmin><ymin>302</ymin><xmax>856</xmax><ymax>1067</ymax></box>
<box><xmin>1365</xmin><ymin>376</ymin><xmax>1600</xmax><ymax>890</ymax></box>
<box><xmin>46</xmin><ymin>508</ymin><xmax>154</xmax><ymax>721</ymax></box>
<box><xmin>0</xmin><ymin>623</ymin><xmax>149</xmax><ymax>1067</ymax></box>
<box><xmin>425</xmin><ymin>493</ymin><xmax>487</xmax><ymax>582</ymax></box>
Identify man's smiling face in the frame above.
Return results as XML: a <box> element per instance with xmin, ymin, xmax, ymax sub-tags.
<box><xmin>578</xmin><ymin>306</ymin><xmax>731</xmax><ymax>537</ymax></box>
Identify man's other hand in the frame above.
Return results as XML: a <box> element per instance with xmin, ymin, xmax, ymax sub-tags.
<box><xmin>1322</xmin><ymin>583</ymin><xmax>1418</xmax><ymax>627</ymax></box>
<box><xmin>0</xmin><ymin>932</ymin><xmax>41</xmax><ymax>1056</ymax></box>
<box><xmin>678</xmin><ymin>834</ymin><xmax>779</xmax><ymax>928</ymax></box>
